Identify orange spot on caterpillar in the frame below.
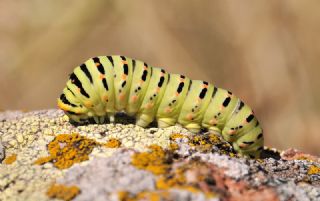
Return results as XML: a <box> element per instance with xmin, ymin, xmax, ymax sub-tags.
<box><xmin>145</xmin><ymin>102</ymin><xmax>154</xmax><ymax>109</ymax></box>
<box><xmin>122</xmin><ymin>60</ymin><xmax>128</xmax><ymax>64</ymax></box>
<box><xmin>131</xmin><ymin>95</ymin><xmax>138</xmax><ymax>102</ymax></box>
<box><xmin>239</xmin><ymin>143</ymin><xmax>249</xmax><ymax>149</ymax></box>
<box><xmin>175</xmin><ymin>92</ymin><xmax>179</xmax><ymax>97</ymax></box>
<box><xmin>144</xmin><ymin>66</ymin><xmax>148</xmax><ymax>70</ymax></box>
<box><xmin>84</xmin><ymin>101</ymin><xmax>93</xmax><ymax>108</ymax></box>
<box><xmin>179</xmin><ymin>78</ymin><xmax>184</xmax><ymax>82</ymax></box>
<box><xmin>95</xmin><ymin>62</ymin><xmax>101</xmax><ymax>66</ymax></box>
<box><xmin>209</xmin><ymin>119</ymin><xmax>218</xmax><ymax>125</ymax></box>
<box><xmin>139</xmin><ymin>80</ymin><xmax>144</xmax><ymax>85</ymax></box>
<box><xmin>102</xmin><ymin>95</ymin><xmax>108</xmax><ymax>101</ymax></box>
<box><xmin>165</xmin><ymin>107</ymin><xmax>173</xmax><ymax>113</ymax></box>
<box><xmin>155</xmin><ymin>87</ymin><xmax>160</xmax><ymax>93</ymax></box>
<box><xmin>121</xmin><ymin>74</ymin><xmax>127</xmax><ymax>80</ymax></box>
<box><xmin>203</xmin><ymin>84</ymin><xmax>208</xmax><ymax>88</ymax></box>
<box><xmin>186</xmin><ymin>113</ymin><xmax>193</xmax><ymax>121</ymax></box>
<box><xmin>119</xmin><ymin>93</ymin><xmax>125</xmax><ymax>101</ymax></box>
<box><xmin>228</xmin><ymin>130</ymin><xmax>236</xmax><ymax>135</ymax></box>
<box><xmin>99</xmin><ymin>74</ymin><xmax>105</xmax><ymax>80</ymax></box>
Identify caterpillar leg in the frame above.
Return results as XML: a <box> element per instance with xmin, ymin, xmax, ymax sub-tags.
<box><xmin>135</xmin><ymin>114</ymin><xmax>153</xmax><ymax>128</ymax></box>
<box><xmin>184</xmin><ymin>123</ymin><xmax>201</xmax><ymax>133</ymax></box>
<box><xmin>109</xmin><ymin>114</ymin><xmax>115</xmax><ymax>123</ymax></box>
<box><xmin>157</xmin><ymin>118</ymin><xmax>176</xmax><ymax>128</ymax></box>
<box><xmin>208</xmin><ymin>126</ymin><xmax>222</xmax><ymax>136</ymax></box>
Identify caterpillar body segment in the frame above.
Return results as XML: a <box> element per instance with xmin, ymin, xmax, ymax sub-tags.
<box><xmin>112</xmin><ymin>56</ymin><xmax>133</xmax><ymax>112</ymax></box>
<box><xmin>136</xmin><ymin>67</ymin><xmax>169</xmax><ymax>127</ymax></box>
<box><xmin>58</xmin><ymin>55</ymin><xmax>264</xmax><ymax>158</ymax></box>
<box><xmin>156</xmin><ymin>74</ymin><xmax>191</xmax><ymax>128</ymax></box>
<box><xmin>126</xmin><ymin>59</ymin><xmax>152</xmax><ymax>116</ymax></box>
<box><xmin>177</xmin><ymin>80</ymin><xmax>214</xmax><ymax>133</ymax></box>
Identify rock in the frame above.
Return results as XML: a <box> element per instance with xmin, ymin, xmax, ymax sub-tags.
<box><xmin>0</xmin><ymin>109</ymin><xmax>319</xmax><ymax>201</ymax></box>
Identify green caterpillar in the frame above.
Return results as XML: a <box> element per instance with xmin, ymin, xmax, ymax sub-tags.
<box><xmin>58</xmin><ymin>55</ymin><xmax>264</xmax><ymax>158</ymax></box>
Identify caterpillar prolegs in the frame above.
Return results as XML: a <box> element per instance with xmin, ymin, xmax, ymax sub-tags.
<box><xmin>57</xmin><ymin>55</ymin><xmax>264</xmax><ymax>158</ymax></box>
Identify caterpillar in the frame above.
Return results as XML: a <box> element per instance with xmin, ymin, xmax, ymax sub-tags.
<box><xmin>57</xmin><ymin>55</ymin><xmax>264</xmax><ymax>158</ymax></box>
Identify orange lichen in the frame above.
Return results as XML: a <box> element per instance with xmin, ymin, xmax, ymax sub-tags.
<box><xmin>186</xmin><ymin>133</ymin><xmax>236</xmax><ymax>157</ymax></box>
<box><xmin>46</xmin><ymin>184</ymin><xmax>80</xmax><ymax>201</ymax></box>
<box><xmin>170</xmin><ymin>133</ymin><xmax>187</xmax><ymax>140</ymax></box>
<box><xmin>3</xmin><ymin>154</ymin><xmax>17</xmax><ymax>165</ymax></box>
<box><xmin>131</xmin><ymin>145</ymin><xmax>172</xmax><ymax>175</ymax></box>
<box><xmin>130</xmin><ymin>145</ymin><xmax>217</xmax><ymax>199</ymax></box>
<box><xmin>34</xmin><ymin>133</ymin><xmax>98</xmax><ymax>169</ymax></box>
<box><xmin>118</xmin><ymin>191</ymin><xmax>170</xmax><ymax>201</ymax></box>
<box><xmin>169</xmin><ymin>142</ymin><xmax>179</xmax><ymax>151</ymax></box>
<box><xmin>307</xmin><ymin>165</ymin><xmax>320</xmax><ymax>175</ymax></box>
<box><xmin>104</xmin><ymin>138</ymin><xmax>121</xmax><ymax>148</ymax></box>
<box><xmin>156</xmin><ymin>168</ymin><xmax>187</xmax><ymax>190</ymax></box>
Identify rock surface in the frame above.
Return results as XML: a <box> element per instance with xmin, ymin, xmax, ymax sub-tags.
<box><xmin>0</xmin><ymin>109</ymin><xmax>319</xmax><ymax>201</ymax></box>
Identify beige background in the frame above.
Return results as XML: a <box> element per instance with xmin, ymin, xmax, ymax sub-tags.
<box><xmin>0</xmin><ymin>0</ymin><xmax>319</xmax><ymax>155</ymax></box>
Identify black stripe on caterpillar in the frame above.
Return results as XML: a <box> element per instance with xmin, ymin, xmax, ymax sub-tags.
<box><xmin>57</xmin><ymin>55</ymin><xmax>264</xmax><ymax>158</ymax></box>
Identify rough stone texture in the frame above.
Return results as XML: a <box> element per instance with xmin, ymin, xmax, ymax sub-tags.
<box><xmin>0</xmin><ymin>109</ymin><xmax>319</xmax><ymax>201</ymax></box>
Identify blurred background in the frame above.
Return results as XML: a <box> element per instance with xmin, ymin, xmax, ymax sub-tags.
<box><xmin>0</xmin><ymin>0</ymin><xmax>319</xmax><ymax>155</ymax></box>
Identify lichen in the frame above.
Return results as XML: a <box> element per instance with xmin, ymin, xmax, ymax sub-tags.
<box><xmin>307</xmin><ymin>165</ymin><xmax>320</xmax><ymax>175</ymax></box>
<box><xmin>118</xmin><ymin>191</ymin><xmax>170</xmax><ymax>201</ymax></box>
<box><xmin>169</xmin><ymin>142</ymin><xmax>179</xmax><ymax>151</ymax></box>
<box><xmin>3</xmin><ymin>154</ymin><xmax>17</xmax><ymax>165</ymax></box>
<box><xmin>188</xmin><ymin>133</ymin><xmax>221</xmax><ymax>147</ymax></box>
<box><xmin>131</xmin><ymin>145</ymin><xmax>172</xmax><ymax>175</ymax></box>
<box><xmin>46</xmin><ymin>184</ymin><xmax>80</xmax><ymax>201</ymax></box>
<box><xmin>34</xmin><ymin>133</ymin><xmax>98</xmax><ymax>169</ymax></box>
<box><xmin>130</xmin><ymin>145</ymin><xmax>217</xmax><ymax>199</ymax></box>
<box><xmin>156</xmin><ymin>160</ymin><xmax>216</xmax><ymax>198</ymax></box>
<box><xmin>104</xmin><ymin>138</ymin><xmax>121</xmax><ymax>148</ymax></box>
<box><xmin>186</xmin><ymin>133</ymin><xmax>235</xmax><ymax>156</ymax></box>
<box><xmin>169</xmin><ymin>133</ymin><xmax>187</xmax><ymax>140</ymax></box>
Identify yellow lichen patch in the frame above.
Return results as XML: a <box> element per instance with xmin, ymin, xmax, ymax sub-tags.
<box><xmin>170</xmin><ymin>133</ymin><xmax>187</xmax><ymax>140</ymax></box>
<box><xmin>104</xmin><ymin>138</ymin><xmax>121</xmax><ymax>148</ymax></box>
<box><xmin>156</xmin><ymin>168</ymin><xmax>187</xmax><ymax>190</ymax></box>
<box><xmin>169</xmin><ymin>142</ymin><xmax>179</xmax><ymax>151</ymax></box>
<box><xmin>3</xmin><ymin>154</ymin><xmax>17</xmax><ymax>165</ymax></box>
<box><xmin>46</xmin><ymin>184</ymin><xmax>80</xmax><ymax>201</ymax></box>
<box><xmin>307</xmin><ymin>165</ymin><xmax>320</xmax><ymax>175</ymax></box>
<box><xmin>188</xmin><ymin>134</ymin><xmax>216</xmax><ymax>153</ymax></box>
<box><xmin>207</xmin><ymin>133</ymin><xmax>221</xmax><ymax>144</ymax></box>
<box><xmin>188</xmin><ymin>133</ymin><xmax>222</xmax><ymax>147</ymax></box>
<box><xmin>34</xmin><ymin>156</ymin><xmax>53</xmax><ymax>165</ymax></box>
<box><xmin>118</xmin><ymin>191</ymin><xmax>170</xmax><ymax>201</ymax></box>
<box><xmin>34</xmin><ymin>133</ymin><xmax>98</xmax><ymax>169</ymax></box>
<box><xmin>131</xmin><ymin>145</ymin><xmax>172</xmax><ymax>175</ymax></box>
<box><xmin>296</xmin><ymin>156</ymin><xmax>314</xmax><ymax>163</ymax></box>
<box><xmin>130</xmin><ymin>146</ymin><xmax>217</xmax><ymax>199</ymax></box>
<box><xmin>186</xmin><ymin>133</ymin><xmax>235</xmax><ymax>156</ymax></box>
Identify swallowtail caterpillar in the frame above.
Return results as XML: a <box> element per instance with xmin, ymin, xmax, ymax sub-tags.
<box><xmin>58</xmin><ymin>55</ymin><xmax>264</xmax><ymax>158</ymax></box>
